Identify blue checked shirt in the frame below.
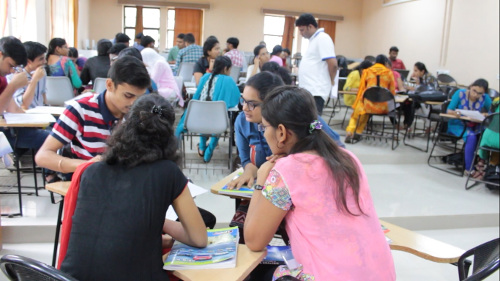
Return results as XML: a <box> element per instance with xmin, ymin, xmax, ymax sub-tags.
<box><xmin>174</xmin><ymin>44</ymin><xmax>203</xmax><ymax>74</ymax></box>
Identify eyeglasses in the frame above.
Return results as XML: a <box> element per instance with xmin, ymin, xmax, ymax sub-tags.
<box><xmin>240</xmin><ymin>97</ymin><xmax>261</xmax><ymax>111</ymax></box>
<box><xmin>257</xmin><ymin>123</ymin><xmax>270</xmax><ymax>133</ymax></box>
<box><xmin>471</xmin><ymin>88</ymin><xmax>485</xmax><ymax>96</ymax></box>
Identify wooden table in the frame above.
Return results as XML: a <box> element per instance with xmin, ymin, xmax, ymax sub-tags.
<box><xmin>439</xmin><ymin>113</ymin><xmax>483</xmax><ymax>123</ymax></box>
<box><xmin>0</xmin><ymin>117</ymin><xmax>50</xmax><ymax>128</ymax></box>
<box><xmin>211</xmin><ymin>170</ymin><xmax>466</xmax><ymax>264</ymax></box>
<box><xmin>170</xmin><ymin>245</ymin><xmax>266</xmax><ymax>281</ymax></box>
<box><xmin>381</xmin><ymin>220</ymin><xmax>465</xmax><ymax>263</ymax></box>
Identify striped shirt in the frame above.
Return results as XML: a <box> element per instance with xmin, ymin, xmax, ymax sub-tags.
<box><xmin>51</xmin><ymin>91</ymin><xmax>118</xmax><ymax>160</ymax></box>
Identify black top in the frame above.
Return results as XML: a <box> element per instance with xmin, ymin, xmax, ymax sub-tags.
<box><xmin>80</xmin><ymin>56</ymin><xmax>111</xmax><ymax>86</ymax></box>
<box><xmin>61</xmin><ymin>160</ymin><xmax>187</xmax><ymax>281</ymax></box>
<box><xmin>193</xmin><ymin>57</ymin><xmax>209</xmax><ymax>75</ymax></box>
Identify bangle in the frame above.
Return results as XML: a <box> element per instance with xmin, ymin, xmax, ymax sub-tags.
<box><xmin>58</xmin><ymin>158</ymin><xmax>64</xmax><ymax>172</ymax></box>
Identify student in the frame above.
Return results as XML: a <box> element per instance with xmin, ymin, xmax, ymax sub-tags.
<box><xmin>447</xmin><ymin>78</ymin><xmax>491</xmax><ymax>175</ymax></box>
<box><xmin>261</xmin><ymin>61</ymin><xmax>292</xmax><ymax>85</ymax></box>
<box><xmin>173</xmin><ymin>33</ymin><xmax>203</xmax><ymax>74</ymax></box>
<box><xmin>244</xmin><ymin>85</ymin><xmax>395</xmax><ymax>281</ymax></box>
<box><xmin>167</xmin><ymin>33</ymin><xmax>185</xmax><ymax>64</ymax></box>
<box><xmin>114</xmin><ymin>33</ymin><xmax>130</xmax><ymax>47</ymax></box>
<box><xmin>108</xmin><ymin>43</ymin><xmax>128</xmax><ymax>64</ymax></box>
<box><xmin>8</xmin><ymin>41</ymin><xmax>48</xmax><ymax>109</ymax></box>
<box><xmin>175</xmin><ymin>56</ymin><xmax>240</xmax><ymax>163</ymax></box>
<box><xmin>269</xmin><ymin>45</ymin><xmax>283</xmax><ymax>67</ymax></box>
<box><xmin>140</xmin><ymin>35</ymin><xmax>155</xmax><ymax>49</ymax></box>
<box><xmin>46</xmin><ymin>38</ymin><xmax>82</xmax><ymax>89</ymax></box>
<box><xmin>35</xmin><ymin>56</ymin><xmax>151</xmax><ymax>178</ymax></box>
<box><xmin>133</xmin><ymin>32</ymin><xmax>144</xmax><ymax>51</ymax></box>
<box><xmin>343</xmin><ymin>60</ymin><xmax>373</xmax><ymax>106</ymax></box>
<box><xmin>67</xmin><ymin>47</ymin><xmax>86</xmax><ymax>74</ymax></box>
<box><xmin>194</xmin><ymin>36</ymin><xmax>220</xmax><ymax>85</ymax></box>
<box><xmin>224</xmin><ymin>37</ymin><xmax>244</xmax><ymax>68</ymax></box>
<box><xmin>345</xmin><ymin>54</ymin><xmax>396</xmax><ymax>143</ymax></box>
<box><xmin>60</xmin><ymin>94</ymin><xmax>208</xmax><ymax>281</ymax></box>
<box><xmin>246</xmin><ymin>44</ymin><xmax>270</xmax><ymax>80</ymax></box>
<box><xmin>0</xmin><ymin>36</ymin><xmax>49</xmax><ymax>151</ymax></box>
<box><xmin>117</xmin><ymin>47</ymin><xmax>158</xmax><ymax>95</ymax></box>
<box><xmin>141</xmin><ymin>48</ymin><xmax>181</xmax><ymax>104</ymax></box>
<box><xmin>80</xmin><ymin>39</ymin><xmax>112</xmax><ymax>86</ymax></box>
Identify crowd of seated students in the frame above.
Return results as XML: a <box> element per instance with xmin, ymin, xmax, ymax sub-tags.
<box><xmin>2</xmin><ymin>30</ymin><xmax>499</xmax><ymax>281</ymax></box>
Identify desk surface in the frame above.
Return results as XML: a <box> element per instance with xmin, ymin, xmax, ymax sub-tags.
<box><xmin>171</xmin><ymin>245</ymin><xmax>266</xmax><ymax>281</ymax></box>
<box><xmin>210</xmin><ymin>168</ymin><xmax>247</xmax><ymax>200</ymax></box>
<box><xmin>0</xmin><ymin>117</ymin><xmax>50</xmax><ymax>128</ymax></box>
<box><xmin>381</xmin><ymin>220</ymin><xmax>464</xmax><ymax>263</ymax></box>
<box><xmin>46</xmin><ymin>181</ymin><xmax>70</xmax><ymax>196</ymax></box>
<box><xmin>439</xmin><ymin>113</ymin><xmax>482</xmax><ymax>123</ymax></box>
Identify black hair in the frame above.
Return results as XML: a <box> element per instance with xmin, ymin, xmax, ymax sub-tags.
<box><xmin>470</xmin><ymin>78</ymin><xmax>489</xmax><ymax>93</ymax></box>
<box><xmin>261</xmin><ymin>62</ymin><xmax>292</xmax><ymax>85</ymax></box>
<box><xmin>108</xmin><ymin>43</ymin><xmax>128</xmax><ymax>55</ymax></box>
<box><xmin>108</xmin><ymin>56</ymin><xmax>151</xmax><ymax>90</ymax></box>
<box><xmin>68</xmin><ymin>47</ymin><xmax>78</xmax><ymax>58</ymax></box>
<box><xmin>118</xmin><ymin>47</ymin><xmax>142</xmax><ymax>61</ymax></box>
<box><xmin>206</xmin><ymin>56</ymin><xmax>232</xmax><ymax>98</ymax></box>
<box><xmin>282</xmin><ymin>48</ymin><xmax>291</xmax><ymax>55</ymax></box>
<box><xmin>375</xmin><ymin>54</ymin><xmax>389</xmax><ymax>65</ymax></box>
<box><xmin>226</xmin><ymin>37</ymin><xmax>239</xmax><ymax>49</ymax></box>
<box><xmin>97</xmin><ymin>39</ymin><xmax>112</xmax><ymax>56</ymax></box>
<box><xmin>389</xmin><ymin>46</ymin><xmax>399</xmax><ymax>53</ymax></box>
<box><xmin>140</xmin><ymin>35</ymin><xmax>155</xmax><ymax>47</ymax></box>
<box><xmin>103</xmin><ymin>94</ymin><xmax>180</xmax><ymax>168</ymax></box>
<box><xmin>271</xmin><ymin>45</ymin><xmax>283</xmax><ymax>56</ymax></box>
<box><xmin>203</xmin><ymin>36</ymin><xmax>219</xmax><ymax>57</ymax></box>
<box><xmin>356</xmin><ymin>60</ymin><xmax>373</xmax><ymax>75</ymax></box>
<box><xmin>115</xmin><ymin>33</ymin><xmax>130</xmax><ymax>44</ymax></box>
<box><xmin>414</xmin><ymin>62</ymin><xmax>428</xmax><ymax>74</ymax></box>
<box><xmin>46</xmin><ymin>38</ymin><xmax>66</xmax><ymax>60</ymax></box>
<box><xmin>253</xmin><ymin>44</ymin><xmax>266</xmax><ymax>62</ymax></box>
<box><xmin>135</xmin><ymin>32</ymin><xmax>143</xmax><ymax>39</ymax></box>
<box><xmin>177</xmin><ymin>33</ymin><xmax>185</xmax><ymax>40</ymax></box>
<box><xmin>364</xmin><ymin>55</ymin><xmax>375</xmax><ymax>63</ymax></box>
<box><xmin>184</xmin><ymin>33</ymin><xmax>195</xmax><ymax>44</ymax></box>
<box><xmin>0</xmin><ymin>36</ymin><xmax>27</xmax><ymax>66</ymax></box>
<box><xmin>261</xmin><ymin>86</ymin><xmax>363</xmax><ymax>216</ymax></box>
<box><xmin>23</xmin><ymin>41</ymin><xmax>47</xmax><ymax>62</ymax></box>
<box><xmin>245</xmin><ymin>71</ymin><xmax>284</xmax><ymax>100</ymax></box>
<box><xmin>295</xmin><ymin>13</ymin><xmax>318</xmax><ymax>28</ymax></box>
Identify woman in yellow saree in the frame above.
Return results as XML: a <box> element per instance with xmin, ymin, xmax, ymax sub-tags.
<box><xmin>345</xmin><ymin>55</ymin><xmax>396</xmax><ymax>143</ymax></box>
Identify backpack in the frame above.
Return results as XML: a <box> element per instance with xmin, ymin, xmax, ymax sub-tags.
<box><xmin>483</xmin><ymin>165</ymin><xmax>500</xmax><ymax>190</ymax></box>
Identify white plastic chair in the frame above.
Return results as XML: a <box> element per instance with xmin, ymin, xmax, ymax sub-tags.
<box><xmin>229</xmin><ymin>66</ymin><xmax>241</xmax><ymax>84</ymax></box>
<box><xmin>177</xmin><ymin>62</ymin><xmax>196</xmax><ymax>83</ymax></box>
<box><xmin>180</xmin><ymin>100</ymin><xmax>231</xmax><ymax>168</ymax></box>
<box><xmin>93</xmin><ymin>77</ymin><xmax>107</xmax><ymax>94</ymax></box>
<box><xmin>45</xmin><ymin>77</ymin><xmax>74</xmax><ymax>106</ymax></box>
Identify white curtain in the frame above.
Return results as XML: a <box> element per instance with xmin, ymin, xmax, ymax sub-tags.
<box><xmin>0</xmin><ymin>0</ymin><xmax>36</xmax><ymax>40</ymax></box>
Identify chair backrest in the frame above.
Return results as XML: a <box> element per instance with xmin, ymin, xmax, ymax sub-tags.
<box><xmin>184</xmin><ymin>100</ymin><xmax>229</xmax><ymax>135</ymax></box>
<box><xmin>437</xmin><ymin>73</ymin><xmax>458</xmax><ymax>86</ymax></box>
<box><xmin>458</xmin><ymin>238</ymin><xmax>499</xmax><ymax>281</ymax></box>
<box><xmin>0</xmin><ymin>254</ymin><xmax>78</xmax><ymax>281</ymax></box>
<box><xmin>45</xmin><ymin>77</ymin><xmax>74</xmax><ymax>106</ymax></box>
<box><xmin>177</xmin><ymin>62</ymin><xmax>196</xmax><ymax>83</ymax></box>
<box><xmin>174</xmin><ymin>76</ymin><xmax>184</xmax><ymax>94</ymax></box>
<box><xmin>363</xmin><ymin>86</ymin><xmax>394</xmax><ymax>103</ymax></box>
<box><xmin>93</xmin><ymin>77</ymin><xmax>107</xmax><ymax>94</ymax></box>
<box><xmin>488</xmin><ymin>89</ymin><xmax>499</xmax><ymax>100</ymax></box>
<box><xmin>482</xmin><ymin>112</ymin><xmax>500</xmax><ymax>134</ymax></box>
<box><xmin>229</xmin><ymin>66</ymin><xmax>241</xmax><ymax>83</ymax></box>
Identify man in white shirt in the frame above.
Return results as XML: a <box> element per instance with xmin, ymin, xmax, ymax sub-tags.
<box><xmin>296</xmin><ymin>13</ymin><xmax>338</xmax><ymax>115</ymax></box>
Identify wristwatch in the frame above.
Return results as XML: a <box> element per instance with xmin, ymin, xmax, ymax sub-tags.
<box><xmin>253</xmin><ymin>184</ymin><xmax>264</xmax><ymax>190</ymax></box>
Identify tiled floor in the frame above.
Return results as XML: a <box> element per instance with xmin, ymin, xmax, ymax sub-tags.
<box><xmin>0</xmin><ymin>104</ymin><xmax>498</xmax><ymax>280</ymax></box>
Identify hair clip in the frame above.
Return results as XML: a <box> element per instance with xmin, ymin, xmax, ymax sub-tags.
<box><xmin>151</xmin><ymin>105</ymin><xmax>163</xmax><ymax>117</ymax></box>
<box><xmin>309</xmin><ymin>120</ymin><xmax>322</xmax><ymax>134</ymax></box>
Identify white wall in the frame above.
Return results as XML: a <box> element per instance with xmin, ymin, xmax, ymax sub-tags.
<box><xmin>361</xmin><ymin>0</ymin><xmax>499</xmax><ymax>90</ymax></box>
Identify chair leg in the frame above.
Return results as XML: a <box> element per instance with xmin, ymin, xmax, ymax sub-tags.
<box><xmin>31</xmin><ymin>149</ymin><xmax>38</xmax><ymax>196</ymax></box>
<box><xmin>52</xmin><ymin>198</ymin><xmax>64</xmax><ymax>267</ymax></box>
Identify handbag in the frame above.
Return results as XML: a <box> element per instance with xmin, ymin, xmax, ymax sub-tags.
<box><xmin>483</xmin><ymin>165</ymin><xmax>500</xmax><ymax>190</ymax></box>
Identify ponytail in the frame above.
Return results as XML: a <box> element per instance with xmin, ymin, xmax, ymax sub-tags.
<box><xmin>206</xmin><ymin>56</ymin><xmax>232</xmax><ymax>99</ymax></box>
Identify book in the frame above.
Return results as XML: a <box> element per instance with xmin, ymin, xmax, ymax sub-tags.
<box><xmin>218</xmin><ymin>170</ymin><xmax>255</xmax><ymax>198</ymax></box>
<box><xmin>164</xmin><ymin>227</ymin><xmax>239</xmax><ymax>270</ymax></box>
<box><xmin>3</xmin><ymin>113</ymin><xmax>56</xmax><ymax>124</ymax></box>
<box><xmin>456</xmin><ymin>109</ymin><xmax>485</xmax><ymax>121</ymax></box>
<box><xmin>260</xmin><ymin>245</ymin><xmax>290</xmax><ymax>265</ymax></box>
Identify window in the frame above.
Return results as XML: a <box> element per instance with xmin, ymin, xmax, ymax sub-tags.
<box><xmin>263</xmin><ymin>15</ymin><xmax>285</xmax><ymax>50</ymax></box>
<box><xmin>166</xmin><ymin>9</ymin><xmax>176</xmax><ymax>49</ymax></box>
<box><xmin>123</xmin><ymin>6</ymin><xmax>161</xmax><ymax>48</ymax></box>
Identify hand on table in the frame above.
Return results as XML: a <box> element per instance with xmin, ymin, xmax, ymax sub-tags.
<box><xmin>227</xmin><ymin>166</ymin><xmax>256</xmax><ymax>190</ymax></box>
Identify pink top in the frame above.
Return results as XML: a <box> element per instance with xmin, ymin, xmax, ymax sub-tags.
<box><xmin>263</xmin><ymin>152</ymin><xmax>395</xmax><ymax>281</ymax></box>
<box><xmin>392</xmin><ymin>70</ymin><xmax>401</xmax><ymax>91</ymax></box>
<box><xmin>269</xmin><ymin>55</ymin><xmax>284</xmax><ymax>67</ymax></box>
